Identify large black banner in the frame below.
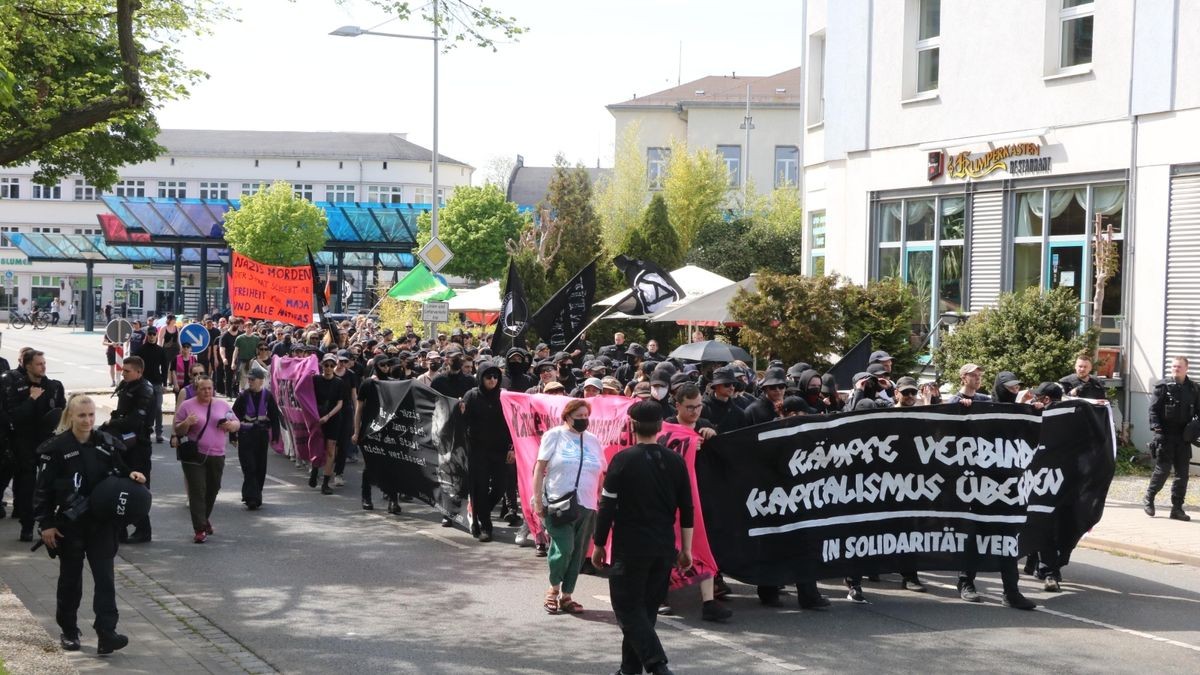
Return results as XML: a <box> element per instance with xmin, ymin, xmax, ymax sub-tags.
<box><xmin>696</xmin><ymin>402</ymin><xmax>1114</xmax><ymax>585</ymax></box>
<box><xmin>529</xmin><ymin>259</ymin><xmax>596</xmax><ymax>349</ymax></box>
<box><xmin>358</xmin><ymin>380</ymin><xmax>471</xmax><ymax>529</ymax></box>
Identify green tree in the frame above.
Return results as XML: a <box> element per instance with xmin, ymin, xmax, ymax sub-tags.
<box><xmin>686</xmin><ymin>186</ymin><xmax>805</xmax><ymax>279</ymax></box>
<box><xmin>223</xmin><ymin>181</ymin><xmax>327</xmax><ymax>265</ymax></box>
<box><xmin>730</xmin><ymin>272</ymin><xmax>845</xmax><ymax>365</ymax></box>
<box><xmin>838</xmin><ymin>278</ymin><xmax>919</xmax><ymax>374</ymax></box>
<box><xmin>594</xmin><ymin>122</ymin><xmax>649</xmax><ymax>252</ymax></box>
<box><xmin>618</xmin><ymin>193</ymin><xmax>684</xmax><ymax>271</ymax></box>
<box><xmin>0</xmin><ymin>1</ymin><xmax>524</xmax><ymax>189</ymax></box>
<box><xmin>417</xmin><ymin>184</ymin><xmax>527</xmax><ymax>282</ymax></box>
<box><xmin>542</xmin><ymin>155</ymin><xmax>603</xmax><ymax>288</ymax></box>
<box><xmin>934</xmin><ymin>287</ymin><xmax>1097</xmax><ymax>386</ymax></box>
<box><xmin>663</xmin><ymin>140</ymin><xmax>729</xmax><ymax>251</ymax></box>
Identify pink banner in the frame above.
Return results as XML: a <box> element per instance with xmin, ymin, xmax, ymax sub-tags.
<box><xmin>270</xmin><ymin>355</ymin><xmax>327</xmax><ymax>465</ymax></box>
<box><xmin>500</xmin><ymin>391</ymin><xmax>716</xmax><ymax>588</ymax></box>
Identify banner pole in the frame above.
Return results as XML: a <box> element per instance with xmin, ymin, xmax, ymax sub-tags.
<box><xmin>562</xmin><ymin>291</ymin><xmax>631</xmax><ymax>354</ymax></box>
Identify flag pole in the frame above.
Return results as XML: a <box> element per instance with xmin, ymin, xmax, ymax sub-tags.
<box><xmin>562</xmin><ymin>291</ymin><xmax>632</xmax><ymax>354</ymax></box>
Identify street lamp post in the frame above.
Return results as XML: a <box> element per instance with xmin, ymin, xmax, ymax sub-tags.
<box><xmin>331</xmin><ymin>9</ymin><xmax>441</xmax><ymax>240</ymax></box>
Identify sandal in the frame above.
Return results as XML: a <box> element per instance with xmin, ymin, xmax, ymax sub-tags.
<box><xmin>544</xmin><ymin>588</ymin><xmax>561</xmax><ymax>615</ymax></box>
<box><xmin>558</xmin><ymin>596</ymin><xmax>584</xmax><ymax>614</ymax></box>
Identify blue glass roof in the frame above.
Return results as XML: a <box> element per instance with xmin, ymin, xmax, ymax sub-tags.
<box><xmin>9</xmin><ymin>233</ymin><xmax>220</xmax><ymax>263</ymax></box>
<box><xmin>102</xmin><ymin>196</ymin><xmax>427</xmax><ymax>250</ymax></box>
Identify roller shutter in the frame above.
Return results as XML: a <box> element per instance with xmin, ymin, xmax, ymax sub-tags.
<box><xmin>1165</xmin><ymin>172</ymin><xmax>1200</xmax><ymax>370</ymax></box>
<box><xmin>967</xmin><ymin>190</ymin><xmax>1004</xmax><ymax>311</ymax></box>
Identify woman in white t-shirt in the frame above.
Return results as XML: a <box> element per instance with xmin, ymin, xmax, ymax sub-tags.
<box><xmin>532</xmin><ymin>398</ymin><xmax>603</xmax><ymax>615</ymax></box>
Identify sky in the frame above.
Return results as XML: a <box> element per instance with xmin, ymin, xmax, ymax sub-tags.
<box><xmin>157</xmin><ymin>0</ymin><xmax>802</xmax><ymax>179</ymax></box>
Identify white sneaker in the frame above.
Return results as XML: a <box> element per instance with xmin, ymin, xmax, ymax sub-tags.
<box><xmin>333</xmin><ymin>475</ymin><xmax>346</xmax><ymax>487</ymax></box>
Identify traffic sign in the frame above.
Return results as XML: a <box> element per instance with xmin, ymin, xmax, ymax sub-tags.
<box><xmin>180</xmin><ymin>322</ymin><xmax>211</xmax><ymax>352</ymax></box>
<box><xmin>105</xmin><ymin>318</ymin><xmax>133</xmax><ymax>343</ymax></box>
<box><xmin>418</xmin><ymin>237</ymin><xmax>454</xmax><ymax>274</ymax></box>
<box><xmin>421</xmin><ymin>301</ymin><xmax>450</xmax><ymax>324</ymax></box>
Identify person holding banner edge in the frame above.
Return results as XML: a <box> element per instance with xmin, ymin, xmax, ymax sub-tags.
<box><xmin>531</xmin><ymin>398</ymin><xmax>603</xmax><ymax>615</ymax></box>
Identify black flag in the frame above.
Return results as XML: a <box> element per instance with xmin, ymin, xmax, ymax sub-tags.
<box><xmin>529</xmin><ymin>260</ymin><xmax>597</xmax><ymax>350</ymax></box>
<box><xmin>492</xmin><ymin>262</ymin><xmax>529</xmax><ymax>353</ymax></box>
<box><xmin>306</xmin><ymin>248</ymin><xmax>327</xmax><ymax>310</ymax></box>
<box><xmin>612</xmin><ymin>255</ymin><xmax>685</xmax><ymax>315</ymax></box>
<box><xmin>826</xmin><ymin>334</ymin><xmax>873</xmax><ymax>390</ymax></box>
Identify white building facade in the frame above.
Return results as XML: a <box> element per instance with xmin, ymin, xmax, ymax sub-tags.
<box><xmin>608</xmin><ymin>68</ymin><xmax>802</xmax><ymax>197</ymax></box>
<box><xmin>0</xmin><ymin>129</ymin><xmax>472</xmax><ymax>318</ymax></box>
<box><xmin>803</xmin><ymin>0</ymin><xmax>1199</xmax><ymax>445</ymax></box>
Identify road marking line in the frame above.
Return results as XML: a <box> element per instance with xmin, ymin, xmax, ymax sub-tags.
<box><xmin>591</xmin><ymin>594</ymin><xmax>806</xmax><ymax>671</ymax></box>
<box><xmin>923</xmin><ymin>579</ymin><xmax>1200</xmax><ymax>654</ymax></box>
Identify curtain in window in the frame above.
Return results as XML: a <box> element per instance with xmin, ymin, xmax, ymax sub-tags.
<box><xmin>1017</xmin><ymin>189</ymin><xmax>1086</xmax><ymax>236</ymax></box>
<box><xmin>1092</xmin><ymin>185</ymin><xmax>1125</xmax><ymax>216</ymax></box>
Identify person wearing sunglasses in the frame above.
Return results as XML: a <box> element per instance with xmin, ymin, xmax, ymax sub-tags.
<box><xmin>459</xmin><ymin>360</ymin><xmax>512</xmax><ymax>542</ymax></box>
<box><xmin>308</xmin><ymin>354</ymin><xmax>347</xmax><ymax>495</ymax></box>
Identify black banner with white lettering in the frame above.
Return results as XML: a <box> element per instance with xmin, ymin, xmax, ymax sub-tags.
<box><xmin>529</xmin><ymin>259</ymin><xmax>596</xmax><ymax>350</ymax></box>
<box><xmin>696</xmin><ymin>402</ymin><xmax>1114</xmax><ymax>584</ymax></box>
<box><xmin>358</xmin><ymin>380</ymin><xmax>471</xmax><ymax>529</ymax></box>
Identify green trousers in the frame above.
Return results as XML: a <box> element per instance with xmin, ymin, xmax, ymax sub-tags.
<box><xmin>546</xmin><ymin>507</ymin><xmax>596</xmax><ymax>594</ymax></box>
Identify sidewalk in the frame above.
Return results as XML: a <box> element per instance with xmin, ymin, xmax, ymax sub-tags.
<box><xmin>1082</xmin><ymin>476</ymin><xmax>1200</xmax><ymax>567</ymax></box>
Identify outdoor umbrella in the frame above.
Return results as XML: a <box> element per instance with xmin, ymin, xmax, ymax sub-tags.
<box><xmin>668</xmin><ymin>340</ymin><xmax>752</xmax><ymax>363</ymax></box>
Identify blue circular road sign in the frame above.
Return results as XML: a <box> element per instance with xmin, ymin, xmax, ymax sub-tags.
<box><xmin>180</xmin><ymin>323</ymin><xmax>210</xmax><ymax>352</ymax></box>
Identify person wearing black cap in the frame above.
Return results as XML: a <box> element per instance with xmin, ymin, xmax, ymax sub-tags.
<box><xmin>847</xmin><ymin>371</ymin><xmax>882</xmax><ymax>410</ymax></box>
<box><xmin>430</xmin><ymin>348</ymin><xmax>476</xmax><ymax>400</ymax></box>
<box><xmin>647</xmin><ymin>368</ymin><xmax>676</xmax><ymax>419</ymax></box>
<box><xmin>527</xmin><ymin>360</ymin><xmax>558</xmax><ymax>394</ymax></box>
<box><xmin>894</xmin><ymin>376</ymin><xmax>921</xmax><ymax>408</ymax></box>
<box><xmin>992</xmin><ymin>371</ymin><xmax>1023</xmax><ymax>403</ymax></box>
<box><xmin>502</xmin><ymin>347</ymin><xmax>536</xmax><ymax>393</ymax></box>
<box><xmin>785</xmin><ymin>362</ymin><xmax>812</xmax><ymax>394</ymax></box>
<box><xmin>550</xmin><ymin>352</ymin><xmax>577</xmax><ymax>393</ymax></box>
<box><xmin>352</xmin><ymin>357</ymin><xmax>402</xmax><ymax>514</ymax></box>
<box><xmin>616</xmin><ymin>344</ymin><xmax>646</xmax><ymax>386</ymax></box>
<box><xmin>232</xmin><ymin>366</ymin><xmax>280</xmax><ymax>510</ymax></box>
<box><xmin>309</xmin><ymin>353</ymin><xmax>347</xmax><ymax>495</ymax></box>
<box><xmin>34</xmin><ymin>394</ymin><xmax>146</xmax><ymax>654</ymax></box>
<box><xmin>592</xmin><ymin>401</ymin><xmax>693</xmax><ymax>675</ymax></box>
<box><xmin>701</xmin><ymin>367</ymin><xmax>748</xmax><ymax>434</ymax></box>
<box><xmin>746</xmin><ymin>368</ymin><xmax>790</xmax><ymax>425</ymax></box>
<box><xmin>820</xmin><ymin>373</ymin><xmax>845</xmax><ymax>412</ymax></box>
<box><xmin>460</xmin><ymin>360</ymin><xmax>512</xmax><ymax>541</ymax></box>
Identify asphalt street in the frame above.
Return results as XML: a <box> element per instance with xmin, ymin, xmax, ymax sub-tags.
<box><xmin>0</xmin><ymin>327</ymin><xmax>1199</xmax><ymax>673</ymax></box>
<box><xmin>1</xmin><ymin>324</ymin><xmax>123</xmax><ymax>391</ymax></box>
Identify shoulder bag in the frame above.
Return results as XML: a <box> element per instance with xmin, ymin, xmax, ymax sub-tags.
<box><xmin>176</xmin><ymin>400</ymin><xmax>212</xmax><ymax>464</ymax></box>
<box><xmin>544</xmin><ymin>432</ymin><xmax>585</xmax><ymax>527</ymax></box>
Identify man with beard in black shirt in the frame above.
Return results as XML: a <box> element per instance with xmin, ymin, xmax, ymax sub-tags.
<box><xmin>1059</xmin><ymin>353</ymin><xmax>1108</xmax><ymax>400</ymax></box>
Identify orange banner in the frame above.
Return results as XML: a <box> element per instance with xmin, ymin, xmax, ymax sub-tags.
<box><xmin>229</xmin><ymin>252</ymin><xmax>314</xmax><ymax>326</ymax></box>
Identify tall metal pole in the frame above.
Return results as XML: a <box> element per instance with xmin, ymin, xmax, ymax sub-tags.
<box><xmin>741</xmin><ymin>83</ymin><xmax>754</xmax><ymax>208</ymax></box>
<box><xmin>431</xmin><ymin>0</ymin><xmax>440</xmax><ymax>239</ymax></box>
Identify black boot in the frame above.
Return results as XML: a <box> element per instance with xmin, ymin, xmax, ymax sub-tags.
<box><xmin>59</xmin><ymin>629</ymin><xmax>80</xmax><ymax>651</ymax></box>
<box><xmin>1003</xmin><ymin>592</ymin><xmax>1037</xmax><ymax>610</ymax></box>
<box><xmin>321</xmin><ymin>475</ymin><xmax>333</xmax><ymax>495</ymax></box>
<box><xmin>1143</xmin><ymin>494</ymin><xmax>1156</xmax><ymax>517</ymax></box>
<box><xmin>387</xmin><ymin>497</ymin><xmax>402</xmax><ymax>515</ymax></box>
<box><xmin>97</xmin><ymin>629</ymin><xmax>129</xmax><ymax>655</ymax></box>
<box><xmin>127</xmin><ymin>525</ymin><xmax>152</xmax><ymax>544</ymax></box>
<box><xmin>362</xmin><ymin>498</ymin><xmax>374</xmax><ymax>511</ymax></box>
<box><xmin>19</xmin><ymin>524</ymin><xmax>33</xmax><ymax>542</ymax></box>
<box><xmin>308</xmin><ymin>467</ymin><xmax>319</xmax><ymax>488</ymax></box>
<box><xmin>1170</xmin><ymin>506</ymin><xmax>1191</xmax><ymax>522</ymax></box>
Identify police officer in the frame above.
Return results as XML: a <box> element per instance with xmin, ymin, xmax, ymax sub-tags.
<box><xmin>103</xmin><ymin>355</ymin><xmax>157</xmax><ymax>542</ymax></box>
<box><xmin>34</xmin><ymin>394</ymin><xmax>145</xmax><ymax>654</ymax></box>
<box><xmin>3</xmin><ymin>349</ymin><xmax>66</xmax><ymax>541</ymax></box>
<box><xmin>1143</xmin><ymin>355</ymin><xmax>1198</xmax><ymax>521</ymax></box>
<box><xmin>591</xmin><ymin>401</ymin><xmax>692</xmax><ymax>675</ymax></box>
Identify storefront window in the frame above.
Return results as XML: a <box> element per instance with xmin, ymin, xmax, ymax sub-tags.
<box><xmin>1016</xmin><ymin>191</ymin><xmax>1044</xmax><ymax>237</ymax></box>
<box><xmin>879</xmin><ymin>248</ymin><xmax>901</xmax><ymax>279</ymax></box>
<box><xmin>939</xmin><ymin>245</ymin><xmax>964</xmax><ymax>313</ymax></box>
<box><xmin>809</xmin><ymin>211</ymin><xmax>826</xmax><ymax>276</ymax></box>
<box><xmin>879</xmin><ymin>205</ymin><xmax>902</xmax><ymax>242</ymax></box>
<box><xmin>905</xmin><ymin>200</ymin><xmax>935</xmax><ymax>242</ymax></box>
<box><xmin>1049</xmin><ymin>189</ymin><xmax>1087</xmax><ymax>236</ymax></box>
<box><xmin>1013</xmin><ymin>243</ymin><xmax>1042</xmax><ymax>292</ymax></box>
<box><xmin>906</xmin><ymin>249</ymin><xmax>934</xmax><ymax>332</ymax></box>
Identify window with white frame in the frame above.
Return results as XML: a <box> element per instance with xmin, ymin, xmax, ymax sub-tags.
<box><xmin>775</xmin><ymin>146</ymin><xmax>799</xmax><ymax>188</ymax></box>
<box><xmin>326</xmin><ymin>184</ymin><xmax>356</xmax><ymax>202</ymax></box>
<box><xmin>293</xmin><ymin>184</ymin><xmax>314</xmax><ymax>201</ymax></box>
<box><xmin>240</xmin><ymin>182</ymin><xmax>266</xmax><ymax>197</ymax></box>
<box><xmin>647</xmin><ymin>148</ymin><xmax>669</xmax><ymax>190</ymax></box>
<box><xmin>413</xmin><ymin>187</ymin><xmax>433</xmax><ymax>204</ymax></box>
<box><xmin>806</xmin><ymin>32</ymin><xmax>825</xmax><ymax>125</ymax></box>
<box><xmin>157</xmin><ymin>180</ymin><xmax>186</xmax><ymax>199</ymax></box>
<box><xmin>199</xmin><ymin>181</ymin><xmax>229</xmax><ymax>200</ymax></box>
<box><xmin>113</xmin><ymin>180</ymin><xmax>146</xmax><ymax>198</ymax></box>
<box><xmin>367</xmin><ymin>185</ymin><xmax>404</xmax><ymax>203</ymax></box>
<box><xmin>0</xmin><ymin>226</ymin><xmax>19</xmax><ymax>246</ymax></box>
<box><xmin>0</xmin><ymin>177</ymin><xmax>19</xmax><ymax>199</ymax></box>
<box><xmin>33</xmin><ymin>226</ymin><xmax>62</xmax><ymax>234</ymax></box>
<box><xmin>809</xmin><ymin>211</ymin><xmax>827</xmax><ymax>276</ymax></box>
<box><xmin>32</xmin><ymin>183</ymin><xmax>62</xmax><ymax>200</ymax></box>
<box><xmin>74</xmin><ymin>179</ymin><xmax>98</xmax><ymax>201</ymax></box>
<box><xmin>915</xmin><ymin>0</ymin><xmax>941</xmax><ymax>93</ymax></box>
<box><xmin>716</xmin><ymin>146</ymin><xmax>741</xmax><ymax>187</ymax></box>
<box><xmin>1059</xmin><ymin>0</ymin><xmax>1093</xmax><ymax>69</ymax></box>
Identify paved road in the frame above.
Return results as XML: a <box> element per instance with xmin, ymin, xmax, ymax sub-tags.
<box><xmin>1</xmin><ymin>325</ymin><xmax>122</xmax><ymax>391</ymax></box>
<box><xmin>1</xmin><ymin>334</ymin><xmax>1200</xmax><ymax>673</ymax></box>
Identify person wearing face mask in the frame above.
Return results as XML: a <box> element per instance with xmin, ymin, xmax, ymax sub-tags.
<box><xmin>820</xmin><ymin>373</ymin><xmax>845</xmax><ymax>412</ymax></box>
<box><xmin>531</xmin><ymin>399</ymin><xmax>603</xmax><ymax>615</ymax></box>
<box><xmin>353</xmin><ymin>357</ymin><xmax>402</xmax><ymax>514</ymax></box>
<box><xmin>648</xmin><ymin>371</ymin><xmax>675</xmax><ymax>418</ymax></box>
<box><xmin>502</xmin><ymin>347</ymin><xmax>536</xmax><ymax>392</ymax></box>
<box><xmin>796</xmin><ymin>369</ymin><xmax>826</xmax><ymax>414</ymax></box>
<box><xmin>552</xmin><ymin>353</ymin><xmax>578</xmax><ymax>394</ymax></box>
<box><xmin>430</xmin><ymin>348</ymin><xmax>475</xmax><ymax>400</ymax></box>
<box><xmin>746</xmin><ymin>368</ymin><xmax>791</xmax><ymax>425</ymax></box>
<box><xmin>459</xmin><ymin>360</ymin><xmax>512</xmax><ymax>542</ymax></box>
<box><xmin>416</xmin><ymin>350</ymin><xmax>442</xmax><ymax>387</ymax></box>
<box><xmin>616</xmin><ymin>344</ymin><xmax>646</xmax><ymax>386</ymax></box>
<box><xmin>785</xmin><ymin>362</ymin><xmax>813</xmax><ymax>396</ymax></box>
<box><xmin>992</xmin><ymin>371</ymin><xmax>1023</xmax><ymax>403</ymax></box>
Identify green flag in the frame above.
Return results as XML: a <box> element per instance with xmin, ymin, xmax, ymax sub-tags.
<box><xmin>386</xmin><ymin>264</ymin><xmax>456</xmax><ymax>302</ymax></box>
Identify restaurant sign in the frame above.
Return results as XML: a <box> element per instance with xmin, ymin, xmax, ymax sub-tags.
<box><xmin>927</xmin><ymin>143</ymin><xmax>1052</xmax><ymax>181</ymax></box>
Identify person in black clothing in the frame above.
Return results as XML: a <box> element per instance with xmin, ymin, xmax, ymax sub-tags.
<box><xmin>232</xmin><ymin>366</ymin><xmax>280</xmax><ymax>510</ymax></box>
<box><xmin>3</xmin><ymin>349</ymin><xmax>67</xmax><ymax>541</ymax></box>
<box><xmin>615</xmin><ymin>344</ymin><xmax>645</xmax><ymax>386</ymax></box>
<box><xmin>218</xmin><ymin>321</ymin><xmax>240</xmax><ymax>398</ymax></box>
<box><xmin>501</xmin><ymin>347</ymin><xmax>536</xmax><ymax>393</ymax></box>
<box><xmin>745</xmin><ymin>367</ymin><xmax>789</xmax><ymax>425</ymax></box>
<box><xmin>700</xmin><ymin>367</ymin><xmax>748</xmax><ymax>433</ymax></box>
<box><xmin>333</xmin><ymin>350</ymin><xmax>361</xmax><ymax>485</ymax></box>
<box><xmin>310</xmin><ymin>353</ymin><xmax>346</xmax><ymax>495</ymax></box>
<box><xmin>1143</xmin><ymin>355</ymin><xmax>1199</xmax><ymax>521</ymax></box>
<box><xmin>551</xmin><ymin>352</ymin><xmax>578</xmax><ymax>394</ymax></box>
<box><xmin>459</xmin><ymin>361</ymin><xmax>512</xmax><ymax>541</ymax></box>
<box><xmin>430</xmin><ymin>349</ymin><xmax>476</xmax><ymax>400</ymax></box>
<box><xmin>591</xmin><ymin>401</ymin><xmax>692</xmax><ymax>675</ymax></box>
<box><xmin>353</xmin><ymin>358</ymin><xmax>401</xmax><ymax>514</ymax></box>
<box><xmin>34</xmin><ymin>395</ymin><xmax>145</xmax><ymax>655</ymax></box>
<box><xmin>794</xmin><ymin>369</ymin><xmax>827</xmax><ymax>414</ymax></box>
<box><xmin>103</xmin><ymin>355</ymin><xmax>157</xmax><ymax>543</ymax></box>
<box><xmin>992</xmin><ymin>371</ymin><xmax>1023</xmax><ymax>403</ymax></box>
<box><xmin>138</xmin><ymin>327</ymin><xmax>169</xmax><ymax>443</ymax></box>
<box><xmin>1059</xmin><ymin>354</ymin><xmax>1108</xmax><ymax>400</ymax></box>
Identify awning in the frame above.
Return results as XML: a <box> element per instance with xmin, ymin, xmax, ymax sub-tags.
<box><xmin>595</xmin><ymin>264</ymin><xmax>735</xmax><ymax>320</ymax></box>
<box><xmin>651</xmin><ymin>275</ymin><xmax>757</xmax><ymax>326</ymax></box>
<box><xmin>8</xmin><ymin>233</ymin><xmax>220</xmax><ymax>264</ymax></box>
<box><xmin>447</xmin><ymin>280</ymin><xmax>501</xmax><ymax>312</ymax></box>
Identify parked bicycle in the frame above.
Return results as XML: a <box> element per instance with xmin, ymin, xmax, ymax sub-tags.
<box><xmin>9</xmin><ymin>307</ymin><xmax>49</xmax><ymax>330</ymax></box>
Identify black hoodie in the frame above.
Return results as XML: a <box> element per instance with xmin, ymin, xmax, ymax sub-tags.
<box><xmin>461</xmin><ymin>364</ymin><xmax>511</xmax><ymax>453</ymax></box>
<box><xmin>993</xmin><ymin>371</ymin><xmax>1020</xmax><ymax>403</ymax></box>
